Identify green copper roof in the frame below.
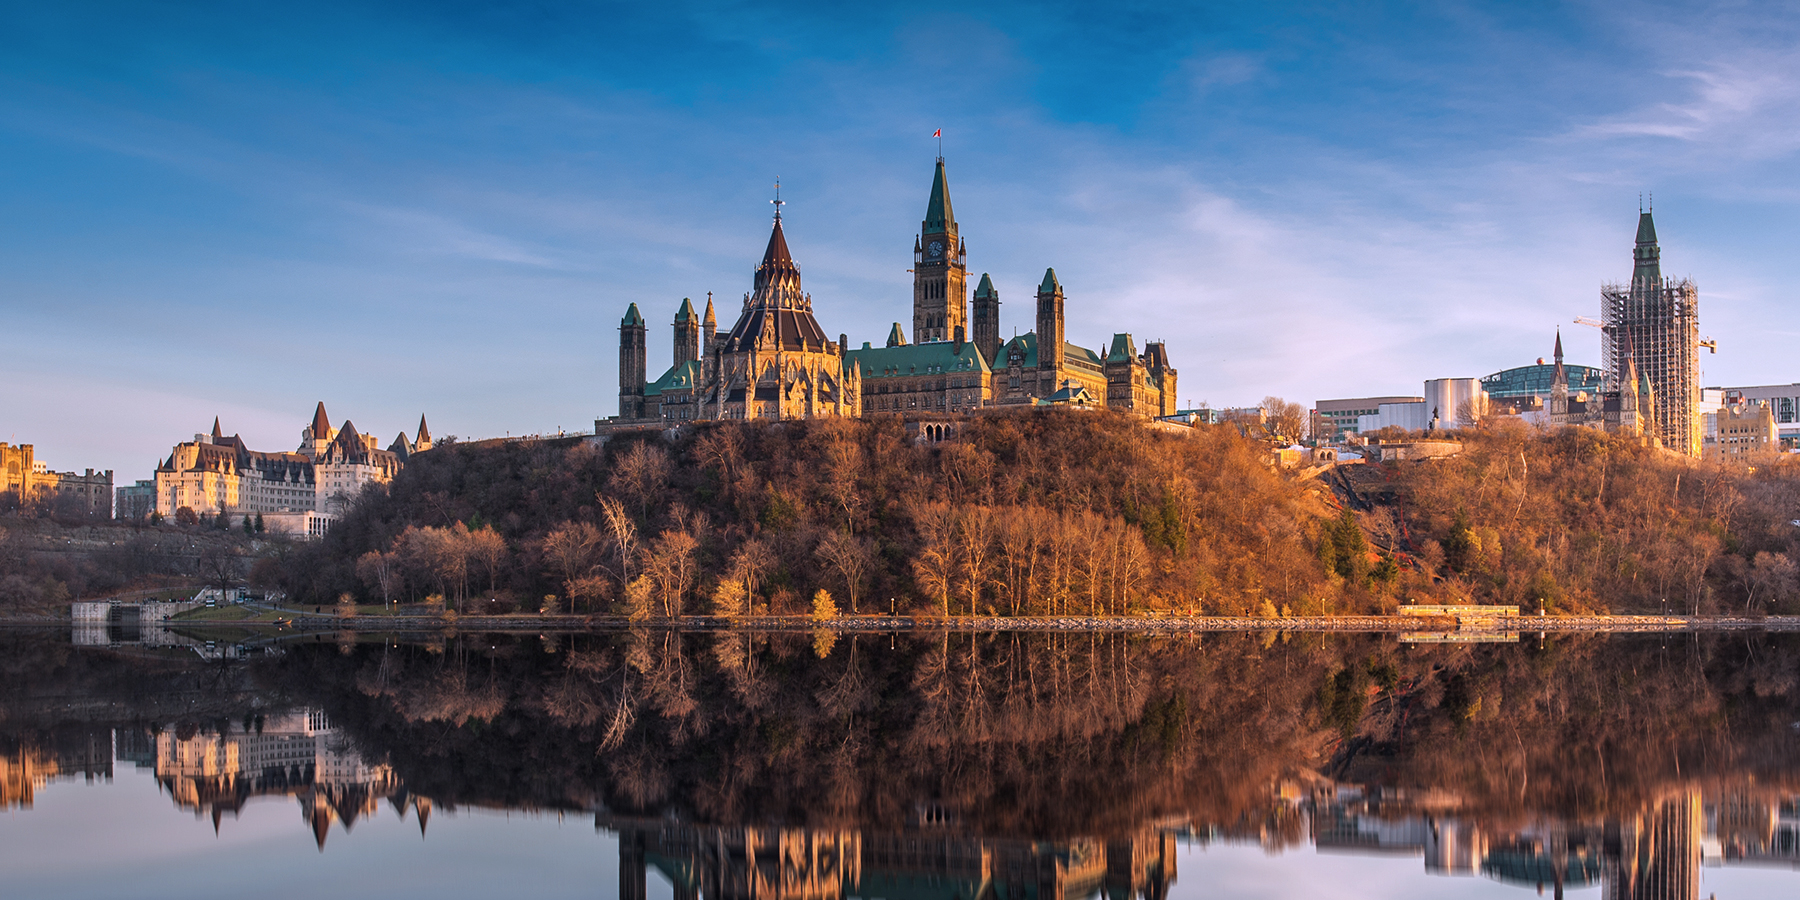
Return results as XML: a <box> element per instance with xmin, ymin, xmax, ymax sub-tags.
<box><xmin>1039</xmin><ymin>268</ymin><xmax>1060</xmax><ymax>293</ymax></box>
<box><xmin>886</xmin><ymin>322</ymin><xmax>908</xmax><ymax>347</ymax></box>
<box><xmin>847</xmin><ymin>340</ymin><xmax>991</xmax><ymax>378</ymax></box>
<box><xmin>643</xmin><ymin>360</ymin><xmax>703</xmax><ymax>397</ymax></box>
<box><xmin>1635</xmin><ymin>210</ymin><xmax>1658</xmax><ymax>245</ymax></box>
<box><xmin>973</xmin><ymin>273</ymin><xmax>996</xmax><ymax>298</ymax></box>
<box><xmin>1106</xmin><ymin>333</ymin><xmax>1136</xmax><ymax>363</ymax></box>
<box><xmin>1001</xmin><ymin>332</ymin><xmax>1102</xmax><ymax>371</ymax></box>
<box><xmin>674</xmin><ymin>297</ymin><xmax>698</xmax><ymax>323</ymax></box>
<box><xmin>923</xmin><ymin>159</ymin><xmax>955</xmax><ymax>235</ymax></box>
<box><xmin>621</xmin><ymin>303</ymin><xmax>645</xmax><ymax>326</ymax></box>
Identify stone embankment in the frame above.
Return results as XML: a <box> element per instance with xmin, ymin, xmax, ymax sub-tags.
<box><xmin>80</xmin><ymin>610</ymin><xmax>1800</xmax><ymax>634</ymax></box>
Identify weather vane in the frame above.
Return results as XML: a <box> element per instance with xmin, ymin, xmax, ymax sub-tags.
<box><xmin>771</xmin><ymin>178</ymin><xmax>783</xmax><ymax>220</ymax></box>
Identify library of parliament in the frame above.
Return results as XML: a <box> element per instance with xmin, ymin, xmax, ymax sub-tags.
<box><xmin>609</xmin><ymin>159</ymin><xmax>1178</xmax><ymax>428</ymax></box>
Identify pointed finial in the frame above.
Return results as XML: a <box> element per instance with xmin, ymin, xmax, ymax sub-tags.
<box><xmin>1639</xmin><ymin>192</ymin><xmax>1643</xmax><ymax>213</ymax></box>
<box><xmin>1648</xmin><ymin>191</ymin><xmax>1652</xmax><ymax>212</ymax></box>
<box><xmin>771</xmin><ymin>178</ymin><xmax>783</xmax><ymax>220</ymax></box>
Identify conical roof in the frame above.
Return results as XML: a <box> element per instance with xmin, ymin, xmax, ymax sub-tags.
<box><xmin>621</xmin><ymin>303</ymin><xmax>645</xmax><ymax>327</ymax></box>
<box><xmin>974</xmin><ymin>273</ymin><xmax>996</xmax><ymax>297</ymax></box>
<box><xmin>675</xmin><ymin>297</ymin><xmax>698</xmax><ymax>323</ymax></box>
<box><xmin>923</xmin><ymin>158</ymin><xmax>955</xmax><ymax>235</ymax></box>
<box><xmin>1039</xmin><ymin>268</ymin><xmax>1060</xmax><ymax>293</ymax></box>
<box><xmin>1635</xmin><ymin>210</ymin><xmax>1658</xmax><ymax>245</ymax></box>
<box><xmin>702</xmin><ymin>294</ymin><xmax>716</xmax><ymax>325</ymax></box>
<box><xmin>886</xmin><ymin>322</ymin><xmax>907</xmax><ymax>348</ymax></box>
<box><xmin>416</xmin><ymin>415</ymin><xmax>430</xmax><ymax>444</ymax></box>
<box><xmin>755</xmin><ymin>217</ymin><xmax>798</xmax><ymax>288</ymax></box>
<box><xmin>310</xmin><ymin>402</ymin><xmax>330</xmax><ymax>438</ymax></box>
<box><xmin>211</xmin><ymin>417</ymin><xmax>223</xmax><ymax>439</ymax></box>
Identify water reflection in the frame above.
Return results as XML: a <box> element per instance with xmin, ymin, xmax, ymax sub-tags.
<box><xmin>5</xmin><ymin>628</ymin><xmax>1800</xmax><ymax>899</ymax></box>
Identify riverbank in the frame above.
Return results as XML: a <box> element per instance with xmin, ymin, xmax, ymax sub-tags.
<box><xmin>13</xmin><ymin>610</ymin><xmax>1800</xmax><ymax>633</ymax></box>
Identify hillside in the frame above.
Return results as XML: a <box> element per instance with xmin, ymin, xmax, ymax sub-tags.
<box><xmin>272</xmin><ymin>411</ymin><xmax>1800</xmax><ymax>617</ymax></box>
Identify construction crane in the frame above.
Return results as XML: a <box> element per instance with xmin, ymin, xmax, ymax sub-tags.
<box><xmin>1577</xmin><ymin>316</ymin><xmax>1717</xmax><ymax>352</ymax></box>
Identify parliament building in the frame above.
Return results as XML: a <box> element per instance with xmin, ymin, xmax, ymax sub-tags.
<box><xmin>609</xmin><ymin>159</ymin><xmax>1177</xmax><ymax>426</ymax></box>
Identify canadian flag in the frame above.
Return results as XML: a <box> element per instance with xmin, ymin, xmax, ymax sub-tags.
<box><xmin>932</xmin><ymin>129</ymin><xmax>941</xmax><ymax>137</ymax></box>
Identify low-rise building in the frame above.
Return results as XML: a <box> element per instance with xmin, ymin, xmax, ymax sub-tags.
<box><xmin>1707</xmin><ymin>402</ymin><xmax>1778</xmax><ymax>460</ymax></box>
<box><xmin>115</xmin><ymin>479</ymin><xmax>156</xmax><ymax>521</ymax></box>
<box><xmin>1315</xmin><ymin>397</ymin><xmax>1425</xmax><ymax>441</ymax></box>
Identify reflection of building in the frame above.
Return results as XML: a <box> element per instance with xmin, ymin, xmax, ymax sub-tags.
<box><xmin>605</xmin><ymin>815</ymin><xmax>1177</xmax><ymax>900</ymax></box>
<box><xmin>1606</xmin><ymin>792</ymin><xmax>1702</xmax><ymax>900</ymax></box>
<box><xmin>154</xmin><ymin>709</ymin><xmax>405</xmax><ymax>847</ymax></box>
<box><xmin>0</xmin><ymin>730</ymin><xmax>113</xmax><ymax>809</ymax></box>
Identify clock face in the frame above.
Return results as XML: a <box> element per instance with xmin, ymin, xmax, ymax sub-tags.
<box><xmin>928</xmin><ymin>240</ymin><xmax>943</xmax><ymax>258</ymax></box>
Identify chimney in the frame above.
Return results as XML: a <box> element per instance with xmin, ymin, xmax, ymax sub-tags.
<box><xmin>953</xmin><ymin>325</ymin><xmax>965</xmax><ymax>353</ymax></box>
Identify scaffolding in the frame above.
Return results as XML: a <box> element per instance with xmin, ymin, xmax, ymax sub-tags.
<box><xmin>1601</xmin><ymin>276</ymin><xmax>1701</xmax><ymax>457</ymax></box>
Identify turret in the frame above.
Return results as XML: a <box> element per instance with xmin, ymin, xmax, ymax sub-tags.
<box><xmin>673</xmin><ymin>297</ymin><xmax>700</xmax><ymax>368</ymax></box>
<box><xmin>972</xmin><ymin>273</ymin><xmax>1000</xmax><ymax>367</ymax></box>
<box><xmin>619</xmin><ymin>303</ymin><xmax>647</xmax><ymax>419</ymax></box>
<box><xmin>886</xmin><ymin>322</ymin><xmax>907</xmax><ymax>348</ymax></box>
<box><xmin>415</xmin><ymin>415</ymin><xmax>432</xmax><ymax>452</ymax></box>
<box><xmin>1036</xmin><ymin>268</ymin><xmax>1065</xmax><ymax>375</ymax></box>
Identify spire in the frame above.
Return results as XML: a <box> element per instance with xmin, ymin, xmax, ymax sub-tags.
<box><xmin>923</xmin><ymin>158</ymin><xmax>955</xmax><ymax>236</ymax></box>
<box><xmin>702</xmin><ymin>294</ymin><xmax>716</xmax><ymax>327</ymax></box>
<box><xmin>621</xmin><ymin>303</ymin><xmax>645</xmax><ymax>327</ymax></box>
<box><xmin>674</xmin><ymin>297</ymin><xmax>698</xmax><ymax>323</ymax></box>
<box><xmin>753</xmin><ymin>216</ymin><xmax>800</xmax><ymax>293</ymax></box>
<box><xmin>1039</xmin><ymin>268</ymin><xmax>1060</xmax><ymax>293</ymax></box>
<box><xmin>1632</xmin><ymin>209</ymin><xmax>1661</xmax><ymax>289</ymax></box>
<box><xmin>886</xmin><ymin>322</ymin><xmax>907</xmax><ymax>347</ymax></box>
<box><xmin>211</xmin><ymin>417</ymin><xmax>223</xmax><ymax>439</ymax></box>
<box><xmin>310</xmin><ymin>402</ymin><xmax>330</xmax><ymax>438</ymax></box>
<box><xmin>416</xmin><ymin>415</ymin><xmax>430</xmax><ymax>445</ymax></box>
<box><xmin>974</xmin><ymin>273</ymin><xmax>996</xmax><ymax>297</ymax></box>
<box><xmin>1552</xmin><ymin>329</ymin><xmax>1566</xmax><ymax>384</ymax></box>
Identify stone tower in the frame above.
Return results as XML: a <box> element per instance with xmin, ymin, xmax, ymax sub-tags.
<box><xmin>972</xmin><ymin>272</ymin><xmax>1000</xmax><ymax>367</ymax></box>
<box><xmin>619</xmin><ymin>303</ymin><xmax>647</xmax><ymax>419</ymax></box>
<box><xmin>673</xmin><ymin>297</ymin><xmax>700</xmax><ymax>368</ymax></box>
<box><xmin>1036</xmin><ymin>268</ymin><xmax>1065</xmax><ymax>382</ymax></box>
<box><xmin>912</xmin><ymin>158</ymin><xmax>967</xmax><ymax>344</ymax></box>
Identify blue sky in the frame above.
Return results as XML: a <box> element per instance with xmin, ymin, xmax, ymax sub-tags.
<box><xmin>4</xmin><ymin>1</ymin><xmax>1799</xmax><ymax>479</ymax></box>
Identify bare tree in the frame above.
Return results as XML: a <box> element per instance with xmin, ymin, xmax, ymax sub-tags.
<box><xmin>540</xmin><ymin>522</ymin><xmax>602</xmax><ymax>612</ymax></box>
<box><xmin>609</xmin><ymin>441</ymin><xmax>671</xmax><ymax>520</ymax></box>
<box><xmin>1262</xmin><ymin>396</ymin><xmax>1308</xmax><ymax>444</ymax></box>
<box><xmin>815</xmin><ymin>530</ymin><xmax>873</xmax><ymax>614</ymax></box>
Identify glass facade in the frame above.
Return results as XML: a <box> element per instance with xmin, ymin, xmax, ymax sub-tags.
<box><xmin>1481</xmin><ymin>363</ymin><xmax>1605</xmax><ymax>400</ymax></box>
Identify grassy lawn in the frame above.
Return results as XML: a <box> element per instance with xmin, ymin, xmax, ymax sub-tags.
<box><xmin>170</xmin><ymin>605</ymin><xmax>286</xmax><ymax>623</ymax></box>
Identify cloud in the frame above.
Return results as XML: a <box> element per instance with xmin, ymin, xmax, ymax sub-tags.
<box><xmin>1576</xmin><ymin>54</ymin><xmax>1800</xmax><ymax>159</ymax></box>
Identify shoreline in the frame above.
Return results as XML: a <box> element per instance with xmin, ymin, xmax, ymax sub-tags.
<box><xmin>12</xmin><ymin>611</ymin><xmax>1800</xmax><ymax>633</ymax></box>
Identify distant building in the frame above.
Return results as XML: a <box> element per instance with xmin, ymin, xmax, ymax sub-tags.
<box><xmin>606</xmin><ymin>159</ymin><xmax>1177</xmax><ymax>428</ymax></box>
<box><xmin>1315</xmin><ymin>396</ymin><xmax>1425</xmax><ymax>440</ymax></box>
<box><xmin>115</xmin><ymin>479</ymin><xmax>156</xmax><ymax>521</ymax></box>
<box><xmin>1356</xmin><ymin>401</ymin><xmax>1428</xmax><ymax>434</ymax></box>
<box><xmin>1707</xmin><ymin>402</ymin><xmax>1777</xmax><ymax>460</ymax></box>
<box><xmin>1602</xmin><ymin>209</ymin><xmax>1703</xmax><ymax>456</ymax></box>
<box><xmin>0</xmin><ymin>443</ymin><xmax>113</xmax><ymax>517</ymax></box>
<box><xmin>1482</xmin><ymin>356</ymin><xmax>1605</xmax><ymax>404</ymax></box>
<box><xmin>1548</xmin><ymin>331</ymin><xmax>1659</xmax><ymax>446</ymax></box>
<box><xmin>152</xmin><ymin>403</ymin><xmax>430</xmax><ymax>533</ymax></box>
<box><xmin>1714</xmin><ymin>384</ymin><xmax>1800</xmax><ymax>448</ymax></box>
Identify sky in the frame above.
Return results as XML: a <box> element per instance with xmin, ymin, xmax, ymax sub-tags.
<box><xmin>3</xmin><ymin>0</ymin><xmax>1799</xmax><ymax>481</ymax></box>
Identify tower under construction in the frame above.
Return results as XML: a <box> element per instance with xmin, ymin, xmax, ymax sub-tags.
<box><xmin>1601</xmin><ymin>209</ymin><xmax>1701</xmax><ymax>457</ymax></box>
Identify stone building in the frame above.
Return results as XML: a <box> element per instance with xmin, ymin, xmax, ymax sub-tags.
<box><xmin>1708</xmin><ymin>402</ymin><xmax>1778</xmax><ymax>460</ymax></box>
<box><xmin>607</xmin><ymin>159</ymin><xmax>1179</xmax><ymax>426</ymax></box>
<box><xmin>1548</xmin><ymin>331</ymin><xmax>1659</xmax><ymax>447</ymax></box>
<box><xmin>0</xmin><ymin>442</ymin><xmax>114</xmax><ymax>517</ymax></box>
<box><xmin>152</xmin><ymin>403</ymin><xmax>429</xmax><ymax>530</ymax></box>
<box><xmin>614</xmin><ymin>213</ymin><xmax>861</xmax><ymax>424</ymax></box>
<box><xmin>852</xmin><ymin>160</ymin><xmax>1179</xmax><ymax>419</ymax></box>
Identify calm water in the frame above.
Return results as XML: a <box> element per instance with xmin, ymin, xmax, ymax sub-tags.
<box><xmin>4</xmin><ymin>626</ymin><xmax>1800</xmax><ymax>899</ymax></box>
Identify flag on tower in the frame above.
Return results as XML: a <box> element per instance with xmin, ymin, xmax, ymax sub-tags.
<box><xmin>932</xmin><ymin>129</ymin><xmax>941</xmax><ymax>137</ymax></box>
